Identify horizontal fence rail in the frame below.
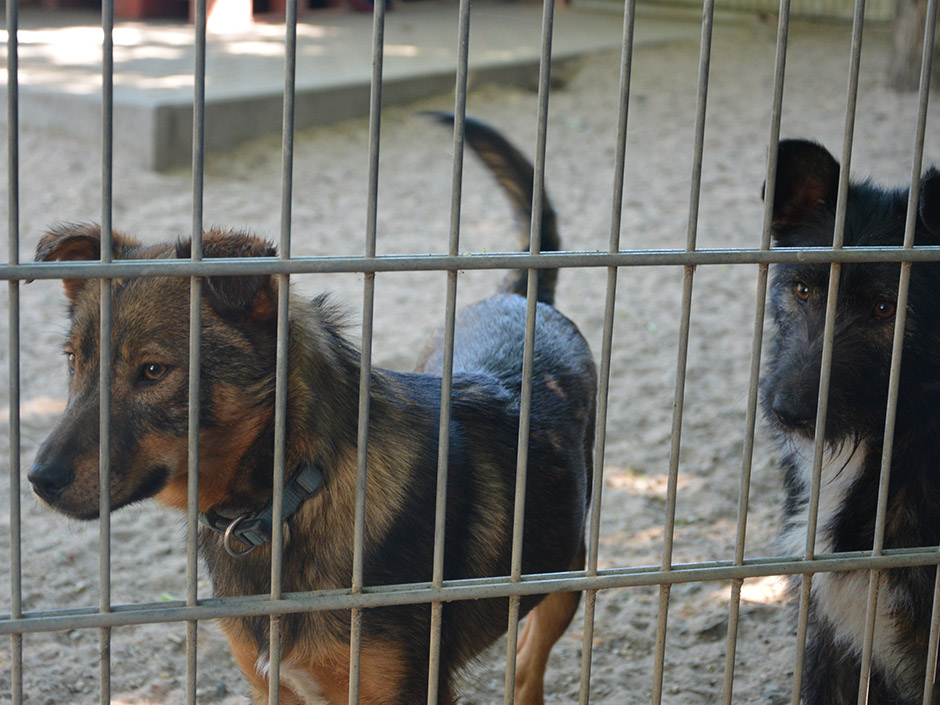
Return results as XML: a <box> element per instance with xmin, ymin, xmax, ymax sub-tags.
<box><xmin>5</xmin><ymin>245</ymin><xmax>940</xmax><ymax>283</ymax></box>
<box><xmin>3</xmin><ymin>548</ymin><xmax>940</xmax><ymax>636</ymax></box>
<box><xmin>630</xmin><ymin>0</ymin><xmax>896</xmax><ymax>21</ymax></box>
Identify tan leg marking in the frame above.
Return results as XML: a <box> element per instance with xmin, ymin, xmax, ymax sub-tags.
<box><xmin>298</xmin><ymin>642</ymin><xmax>409</xmax><ymax>705</ymax></box>
<box><xmin>220</xmin><ymin>620</ymin><xmax>304</xmax><ymax>705</ymax></box>
<box><xmin>514</xmin><ymin>547</ymin><xmax>585</xmax><ymax>705</ymax></box>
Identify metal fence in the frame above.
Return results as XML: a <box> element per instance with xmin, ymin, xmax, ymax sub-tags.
<box><xmin>618</xmin><ymin>0</ymin><xmax>898</xmax><ymax>22</ymax></box>
<box><xmin>4</xmin><ymin>0</ymin><xmax>940</xmax><ymax>703</ymax></box>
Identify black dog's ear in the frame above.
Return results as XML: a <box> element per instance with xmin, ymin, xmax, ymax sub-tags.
<box><xmin>764</xmin><ymin>140</ymin><xmax>840</xmax><ymax>235</ymax></box>
<box><xmin>918</xmin><ymin>168</ymin><xmax>940</xmax><ymax>239</ymax></box>
<box><xmin>178</xmin><ymin>229</ymin><xmax>278</xmax><ymax>322</ymax></box>
<box><xmin>35</xmin><ymin>223</ymin><xmax>141</xmax><ymax>303</ymax></box>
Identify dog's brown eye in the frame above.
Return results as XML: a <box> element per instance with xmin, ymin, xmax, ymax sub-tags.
<box><xmin>141</xmin><ymin>363</ymin><xmax>169</xmax><ymax>382</ymax></box>
<box><xmin>793</xmin><ymin>282</ymin><xmax>811</xmax><ymax>301</ymax></box>
<box><xmin>66</xmin><ymin>352</ymin><xmax>75</xmax><ymax>375</ymax></box>
<box><xmin>873</xmin><ymin>300</ymin><xmax>897</xmax><ymax>320</ymax></box>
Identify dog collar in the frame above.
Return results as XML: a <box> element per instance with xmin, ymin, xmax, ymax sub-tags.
<box><xmin>199</xmin><ymin>463</ymin><xmax>324</xmax><ymax>558</ymax></box>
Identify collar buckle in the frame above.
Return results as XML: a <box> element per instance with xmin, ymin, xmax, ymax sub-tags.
<box><xmin>199</xmin><ymin>463</ymin><xmax>324</xmax><ymax>559</ymax></box>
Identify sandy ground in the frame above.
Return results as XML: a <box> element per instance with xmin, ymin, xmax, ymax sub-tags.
<box><xmin>1</xmin><ymin>10</ymin><xmax>939</xmax><ymax>704</ymax></box>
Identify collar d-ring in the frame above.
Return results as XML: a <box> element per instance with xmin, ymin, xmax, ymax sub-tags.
<box><xmin>223</xmin><ymin>513</ymin><xmax>257</xmax><ymax>558</ymax></box>
<box><xmin>200</xmin><ymin>462</ymin><xmax>325</xmax><ymax>558</ymax></box>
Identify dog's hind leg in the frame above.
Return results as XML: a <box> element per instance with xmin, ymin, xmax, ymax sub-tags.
<box><xmin>514</xmin><ymin>545</ymin><xmax>585</xmax><ymax>705</ymax></box>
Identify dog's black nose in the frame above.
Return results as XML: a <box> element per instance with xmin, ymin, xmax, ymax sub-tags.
<box><xmin>27</xmin><ymin>463</ymin><xmax>74</xmax><ymax>502</ymax></box>
<box><xmin>771</xmin><ymin>391</ymin><xmax>816</xmax><ymax>432</ymax></box>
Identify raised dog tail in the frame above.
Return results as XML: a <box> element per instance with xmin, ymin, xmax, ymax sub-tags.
<box><xmin>426</xmin><ymin>111</ymin><xmax>560</xmax><ymax>306</ymax></box>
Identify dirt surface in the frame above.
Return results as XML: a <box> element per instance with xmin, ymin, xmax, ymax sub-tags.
<box><xmin>1</xmin><ymin>12</ymin><xmax>938</xmax><ymax>705</ymax></box>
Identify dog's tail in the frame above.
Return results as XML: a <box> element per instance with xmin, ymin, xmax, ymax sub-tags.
<box><xmin>426</xmin><ymin>111</ymin><xmax>560</xmax><ymax>306</ymax></box>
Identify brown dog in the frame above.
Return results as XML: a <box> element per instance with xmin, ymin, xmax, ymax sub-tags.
<box><xmin>28</xmin><ymin>115</ymin><xmax>597</xmax><ymax>705</ymax></box>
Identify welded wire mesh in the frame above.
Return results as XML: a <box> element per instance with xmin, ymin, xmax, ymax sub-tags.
<box><xmin>4</xmin><ymin>0</ymin><xmax>940</xmax><ymax>703</ymax></box>
<box><xmin>588</xmin><ymin>0</ymin><xmax>896</xmax><ymax>22</ymax></box>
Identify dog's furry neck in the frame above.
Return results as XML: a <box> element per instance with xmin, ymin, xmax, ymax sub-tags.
<box><xmin>199</xmin><ymin>293</ymin><xmax>429</xmax><ymax>631</ymax></box>
<box><xmin>215</xmin><ymin>293</ymin><xmax>420</xmax><ymax>518</ymax></box>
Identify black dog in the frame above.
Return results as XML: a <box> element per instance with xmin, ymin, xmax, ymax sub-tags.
<box><xmin>761</xmin><ymin>139</ymin><xmax>940</xmax><ymax>705</ymax></box>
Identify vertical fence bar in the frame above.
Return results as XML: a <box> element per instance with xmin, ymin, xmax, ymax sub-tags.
<box><xmin>186</xmin><ymin>0</ymin><xmax>208</xmax><ymax>700</ymax></box>
<box><xmin>719</xmin><ymin>0</ymin><xmax>791</xmax><ymax>701</ymax></box>
<box><xmin>6</xmin><ymin>0</ymin><xmax>22</xmax><ymax>697</ymax></box>
<box><xmin>98</xmin><ymin>0</ymin><xmax>115</xmax><ymax>699</ymax></box>
<box><xmin>349</xmin><ymin>0</ymin><xmax>387</xmax><ymax>700</ymax></box>
<box><xmin>279</xmin><ymin>0</ymin><xmax>298</xmax><ymax>253</ymax></box>
<box><xmin>267</xmin><ymin>0</ymin><xmax>299</xmax><ymax>700</ymax></box>
<box><xmin>502</xmin><ymin>1</ymin><xmax>555</xmax><ymax>702</ymax></box>
<box><xmin>925</xmin><ymin>563</ymin><xmax>940</xmax><ymax>704</ymax></box>
<box><xmin>650</xmin><ymin>0</ymin><xmax>715</xmax><ymax>700</ymax></box>
<box><xmin>6</xmin><ymin>268</ymin><xmax>21</xmax><ymax>705</ymax></box>
<box><xmin>97</xmin><ymin>241</ymin><xmax>113</xmax><ymax>700</ymax></box>
<box><xmin>577</xmin><ymin>0</ymin><xmax>636</xmax><ymax>701</ymax></box>
<box><xmin>185</xmin><ymin>271</ymin><xmax>202</xmax><ymax>694</ymax></box>
<box><xmin>787</xmin><ymin>2</ymin><xmax>865</xmax><ymax>701</ymax></box>
<box><xmin>914</xmin><ymin>11</ymin><xmax>940</xmax><ymax>704</ymax></box>
<box><xmin>425</xmin><ymin>0</ymin><xmax>472</xmax><ymax>702</ymax></box>
<box><xmin>856</xmin><ymin>1</ymin><xmax>937</xmax><ymax>701</ymax></box>
<box><xmin>854</xmin><ymin>252</ymin><xmax>908</xmax><ymax>705</ymax></box>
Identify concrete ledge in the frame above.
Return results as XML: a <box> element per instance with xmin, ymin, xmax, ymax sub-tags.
<box><xmin>1</xmin><ymin>2</ymin><xmax>700</xmax><ymax>171</ymax></box>
<box><xmin>147</xmin><ymin>60</ymin><xmax>571</xmax><ymax>170</ymax></box>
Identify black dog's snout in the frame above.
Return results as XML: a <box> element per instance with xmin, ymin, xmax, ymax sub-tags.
<box><xmin>27</xmin><ymin>463</ymin><xmax>74</xmax><ymax>502</ymax></box>
<box><xmin>770</xmin><ymin>389</ymin><xmax>817</xmax><ymax>432</ymax></box>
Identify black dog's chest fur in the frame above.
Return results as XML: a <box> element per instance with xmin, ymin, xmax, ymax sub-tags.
<box><xmin>777</xmin><ymin>439</ymin><xmax>939</xmax><ymax>698</ymax></box>
<box><xmin>762</xmin><ymin>139</ymin><xmax>940</xmax><ymax>704</ymax></box>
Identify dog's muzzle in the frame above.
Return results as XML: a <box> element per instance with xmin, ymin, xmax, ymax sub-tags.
<box><xmin>27</xmin><ymin>462</ymin><xmax>74</xmax><ymax>503</ymax></box>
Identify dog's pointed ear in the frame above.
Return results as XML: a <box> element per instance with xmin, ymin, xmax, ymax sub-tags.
<box><xmin>918</xmin><ymin>168</ymin><xmax>940</xmax><ymax>240</ymax></box>
<box><xmin>179</xmin><ymin>230</ymin><xmax>278</xmax><ymax>322</ymax></box>
<box><xmin>763</xmin><ymin>140</ymin><xmax>840</xmax><ymax>237</ymax></box>
<box><xmin>35</xmin><ymin>223</ymin><xmax>140</xmax><ymax>303</ymax></box>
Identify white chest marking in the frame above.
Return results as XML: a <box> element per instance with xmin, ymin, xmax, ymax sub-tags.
<box><xmin>257</xmin><ymin>657</ymin><xmax>331</xmax><ymax>705</ymax></box>
<box><xmin>778</xmin><ymin>439</ymin><xmax>912</xmax><ymax>692</ymax></box>
<box><xmin>778</xmin><ymin>438</ymin><xmax>866</xmax><ymax>558</ymax></box>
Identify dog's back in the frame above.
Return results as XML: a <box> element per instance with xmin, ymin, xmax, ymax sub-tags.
<box><xmin>762</xmin><ymin>139</ymin><xmax>940</xmax><ymax>705</ymax></box>
<box><xmin>417</xmin><ymin>113</ymin><xmax>595</xmax><ymax>457</ymax></box>
<box><xmin>410</xmin><ymin>116</ymin><xmax>596</xmax><ymax>699</ymax></box>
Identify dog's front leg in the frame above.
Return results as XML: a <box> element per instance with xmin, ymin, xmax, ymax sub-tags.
<box><xmin>220</xmin><ymin>620</ymin><xmax>305</xmax><ymax>705</ymax></box>
<box><xmin>801</xmin><ymin>611</ymin><xmax>860</xmax><ymax>705</ymax></box>
<box><xmin>801</xmin><ymin>607</ymin><xmax>920</xmax><ymax>705</ymax></box>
